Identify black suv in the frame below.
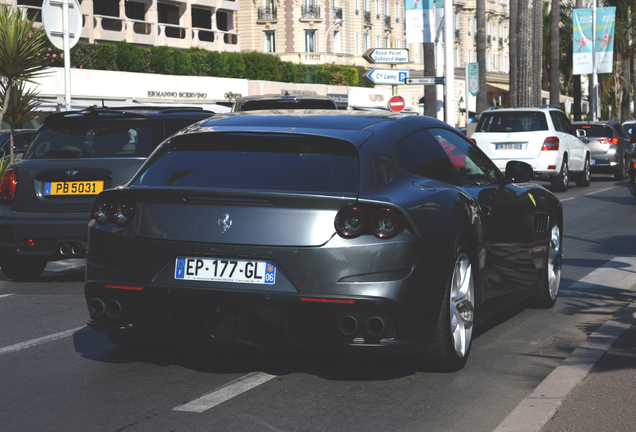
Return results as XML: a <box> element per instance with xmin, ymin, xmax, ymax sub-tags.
<box><xmin>0</xmin><ymin>107</ymin><xmax>215</xmax><ymax>281</ymax></box>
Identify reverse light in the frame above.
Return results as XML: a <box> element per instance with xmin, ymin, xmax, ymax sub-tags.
<box><xmin>92</xmin><ymin>197</ymin><xmax>113</xmax><ymax>225</ymax></box>
<box><xmin>0</xmin><ymin>168</ymin><xmax>17</xmax><ymax>202</ymax></box>
<box><xmin>113</xmin><ymin>198</ymin><xmax>136</xmax><ymax>227</ymax></box>
<box><xmin>335</xmin><ymin>206</ymin><xmax>366</xmax><ymax>238</ymax></box>
<box><xmin>541</xmin><ymin>137</ymin><xmax>559</xmax><ymax>151</ymax></box>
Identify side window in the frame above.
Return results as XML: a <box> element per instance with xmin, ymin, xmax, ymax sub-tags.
<box><xmin>616</xmin><ymin>125</ymin><xmax>629</xmax><ymax>139</ymax></box>
<box><xmin>429</xmin><ymin>128</ymin><xmax>501</xmax><ymax>187</ymax></box>
<box><xmin>549</xmin><ymin>112</ymin><xmax>565</xmax><ymax>133</ymax></box>
<box><xmin>558</xmin><ymin>112</ymin><xmax>574</xmax><ymax>135</ymax></box>
<box><xmin>396</xmin><ymin>130</ymin><xmax>459</xmax><ymax>185</ymax></box>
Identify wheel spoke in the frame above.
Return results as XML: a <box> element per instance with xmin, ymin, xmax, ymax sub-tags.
<box><xmin>449</xmin><ymin>252</ymin><xmax>475</xmax><ymax>358</ymax></box>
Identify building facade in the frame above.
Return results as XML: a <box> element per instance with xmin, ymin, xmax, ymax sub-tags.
<box><xmin>4</xmin><ymin>0</ymin><xmax>241</xmax><ymax>52</ymax></box>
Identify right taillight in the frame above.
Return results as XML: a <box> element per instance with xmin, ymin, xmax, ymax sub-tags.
<box><xmin>0</xmin><ymin>168</ymin><xmax>17</xmax><ymax>202</ymax></box>
<box><xmin>335</xmin><ymin>206</ymin><xmax>406</xmax><ymax>240</ymax></box>
<box><xmin>541</xmin><ymin>136</ymin><xmax>559</xmax><ymax>151</ymax></box>
<box><xmin>92</xmin><ymin>195</ymin><xmax>135</xmax><ymax>227</ymax></box>
<box><xmin>334</xmin><ymin>206</ymin><xmax>366</xmax><ymax>238</ymax></box>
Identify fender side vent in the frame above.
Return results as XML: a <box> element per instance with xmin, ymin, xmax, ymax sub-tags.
<box><xmin>534</xmin><ymin>213</ymin><xmax>550</xmax><ymax>235</ymax></box>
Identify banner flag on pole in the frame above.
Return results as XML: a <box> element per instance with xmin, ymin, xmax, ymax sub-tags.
<box><xmin>573</xmin><ymin>8</ymin><xmax>593</xmax><ymax>75</ymax></box>
<box><xmin>595</xmin><ymin>7</ymin><xmax>615</xmax><ymax>74</ymax></box>
<box><xmin>435</xmin><ymin>0</ymin><xmax>444</xmax><ymax>43</ymax></box>
<box><xmin>406</xmin><ymin>0</ymin><xmax>434</xmax><ymax>44</ymax></box>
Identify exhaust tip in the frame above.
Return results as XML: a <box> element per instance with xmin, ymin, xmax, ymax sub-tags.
<box><xmin>71</xmin><ymin>243</ymin><xmax>84</xmax><ymax>256</ymax></box>
<box><xmin>59</xmin><ymin>243</ymin><xmax>70</xmax><ymax>256</ymax></box>
<box><xmin>338</xmin><ymin>315</ymin><xmax>359</xmax><ymax>336</ymax></box>
<box><xmin>104</xmin><ymin>300</ymin><xmax>124</xmax><ymax>319</ymax></box>
<box><xmin>365</xmin><ymin>316</ymin><xmax>387</xmax><ymax>338</ymax></box>
<box><xmin>88</xmin><ymin>298</ymin><xmax>105</xmax><ymax>317</ymax></box>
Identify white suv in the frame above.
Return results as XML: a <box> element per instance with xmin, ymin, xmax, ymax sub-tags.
<box><xmin>470</xmin><ymin>106</ymin><xmax>591</xmax><ymax>191</ymax></box>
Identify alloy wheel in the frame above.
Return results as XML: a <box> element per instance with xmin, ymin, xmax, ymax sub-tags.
<box><xmin>450</xmin><ymin>253</ymin><xmax>474</xmax><ymax>358</ymax></box>
<box><xmin>547</xmin><ymin>225</ymin><xmax>562</xmax><ymax>300</ymax></box>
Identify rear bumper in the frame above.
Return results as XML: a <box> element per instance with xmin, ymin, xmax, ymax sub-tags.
<box><xmin>0</xmin><ymin>207</ymin><xmax>88</xmax><ymax>259</ymax></box>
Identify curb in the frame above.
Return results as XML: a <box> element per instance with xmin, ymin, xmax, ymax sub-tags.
<box><xmin>493</xmin><ymin>301</ymin><xmax>636</xmax><ymax>432</ymax></box>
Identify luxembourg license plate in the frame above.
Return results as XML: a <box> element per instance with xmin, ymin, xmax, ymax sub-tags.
<box><xmin>175</xmin><ymin>257</ymin><xmax>276</xmax><ymax>284</ymax></box>
<box><xmin>495</xmin><ymin>143</ymin><xmax>523</xmax><ymax>150</ymax></box>
<box><xmin>45</xmin><ymin>181</ymin><xmax>104</xmax><ymax>196</ymax></box>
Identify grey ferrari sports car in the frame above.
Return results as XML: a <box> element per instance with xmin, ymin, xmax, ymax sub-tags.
<box><xmin>84</xmin><ymin>110</ymin><xmax>562</xmax><ymax>371</ymax></box>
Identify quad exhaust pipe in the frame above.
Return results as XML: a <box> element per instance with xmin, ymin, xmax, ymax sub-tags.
<box><xmin>58</xmin><ymin>242</ymin><xmax>84</xmax><ymax>257</ymax></box>
<box><xmin>88</xmin><ymin>298</ymin><xmax>124</xmax><ymax>319</ymax></box>
<box><xmin>338</xmin><ymin>315</ymin><xmax>389</xmax><ymax>338</ymax></box>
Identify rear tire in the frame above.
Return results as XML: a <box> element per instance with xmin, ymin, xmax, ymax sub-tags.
<box><xmin>424</xmin><ymin>244</ymin><xmax>475</xmax><ymax>372</ymax></box>
<box><xmin>551</xmin><ymin>158</ymin><xmax>569</xmax><ymax>192</ymax></box>
<box><xmin>0</xmin><ymin>256</ymin><xmax>47</xmax><ymax>281</ymax></box>
<box><xmin>576</xmin><ymin>157</ymin><xmax>591</xmax><ymax>187</ymax></box>
<box><xmin>529</xmin><ymin>223</ymin><xmax>562</xmax><ymax>308</ymax></box>
<box><xmin>614</xmin><ymin>154</ymin><xmax>627</xmax><ymax>180</ymax></box>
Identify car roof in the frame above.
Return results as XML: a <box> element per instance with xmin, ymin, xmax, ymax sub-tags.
<box><xmin>236</xmin><ymin>94</ymin><xmax>335</xmax><ymax>102</ymax></box>
<box><xmin>42</xmin><ymin>107</ymin><xmax>216</xmax><ymax>124</ymax></box>
<box><xmin>190</xmin><ymin>110</ymin><xmax>443</xmax><ymax>147</ymax></box>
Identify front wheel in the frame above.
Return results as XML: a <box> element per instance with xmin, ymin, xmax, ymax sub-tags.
<box><xmin>529</xmin><ymin>224</ymin><xmax>562</xmax><ymax>308</ymax></box>
<box><xmin>425</xmin><ymin>244</ymin><xmax>475</xmax><ymax>372</ymax></box>
<box><xmin>551</xmin><ymin>158</ymin><xmax>569</xmax><ymax>192</ymax></box>
<box><xmin>576</xmin><ymin>157</ymin><xmax>591</xmax><ymax>187</ymax></box>
<box><xmin>0</xmin><ymin>256</ymin><xmax>47</xmax><ymax>281</ymax></box>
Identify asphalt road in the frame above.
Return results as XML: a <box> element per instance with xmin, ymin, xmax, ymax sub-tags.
<box><xmin>1</xmin><ymin>176</ymin><xmax>636</xmax><ymax>432</ymax></box>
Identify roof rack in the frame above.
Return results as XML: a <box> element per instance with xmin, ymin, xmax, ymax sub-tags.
<box><xmin>539</xmin><ymin>104</ymin><xmax>561</xmax><ymax>110</ymax></box>
<box><xmin>485</xmin><ymin>106</ymin><xmax>504</xmax><ymax>110</ymax></box>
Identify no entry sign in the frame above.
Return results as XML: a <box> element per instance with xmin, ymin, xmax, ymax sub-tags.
<box><xmin>388</xmin><ymin>95</ymin><xmax>406</xmax><ymax>113</ymax></box>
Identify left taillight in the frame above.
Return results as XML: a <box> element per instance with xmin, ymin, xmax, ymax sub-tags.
<box><xmin>92</xmin><ymin>195</ymin><xmax>135</xmax><ymax>227</ymax></box>
<box><xmin>0</xmin><ymin>168</ymin><xmax>17</xmax><ymax>202</ymax></box>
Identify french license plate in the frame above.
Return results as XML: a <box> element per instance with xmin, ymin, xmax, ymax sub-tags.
<box><xmin>45</xmin><ymin>181</ymin><xmax>104</xmax><ymax>196</ymax></box>
<box><xmin>175</xmin><ymin>257</ymin><xmax>276</xmax><ymax>284</ymax></box>
<box><xmin>495</xmin><ymin>143</ymin><xmax>523</xmax><ymax>150</ymax></box>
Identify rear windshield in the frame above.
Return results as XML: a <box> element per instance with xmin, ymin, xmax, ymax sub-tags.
<box><xmin>132</xmin><ymin>133</ymin><xmax>359</xmax><ymax>195</ymax></box>
<box><xmin>25</xmin><ymin>121</ymin><xmax>152</xmax><ymax>159</ymax></box>
<box><xmin>476</xmin><ymin>112</ymin><xmax>548</xmax><ymax>132</ymax></box>
<box><xmin>239</xmin><ymin>99</ymin><xmax>337</xmax><ymax>111</ymax></box>
<box><xmin>576</xmin><ymin>124</ymin><xmax>614</xmax><ymax>137</ymax></box>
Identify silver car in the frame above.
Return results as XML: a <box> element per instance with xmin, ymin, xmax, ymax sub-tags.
<box><xmin>572</xmin><ymin>121</ymin><xmax>632</xmax><ymax>179</ymax></box>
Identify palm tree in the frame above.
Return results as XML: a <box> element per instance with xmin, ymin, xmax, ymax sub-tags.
<box><xmin>0</xmin><ymin>5</ymin><xmax>50</xmax><ymax>128</ymax></box>
<box><xmin>0</xmin><ymin>80</ymin><xmax>42</xmax><ymax>166</ymax></box>
<box><xmin>531</xmin><ymin>0</ymin><xmax>543</xmax><ymax>106</ymax></box>
<box><xmin>509</xmin><ymin>0</ymin><xmax>518</xmax><ymax>107</ymax></box>
<box><xmin>476</xmin><ymin>0</ymin><xmax>487</xmax><ymax>112</ymax></box>
<box><xmin>549</xmin><ymin>0</ymin><xmax>559</xmax><ymax>108</ymax></box>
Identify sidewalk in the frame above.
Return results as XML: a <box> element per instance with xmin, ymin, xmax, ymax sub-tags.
<box><xmin>540</xmin><ymin>320</ymin><xmax>636</xmax><ymax>432</ymax></box>
<box><xmin>494</xmin><ymin>302</ymin><xmax>636</xmax><ymax>432</ymax></box>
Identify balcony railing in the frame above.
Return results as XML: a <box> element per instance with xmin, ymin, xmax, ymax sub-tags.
<box><xmin>363</xmin><ymin>11</ymin><xmax>371</xmax><ymax>24</ymax></box>
<box><xmin>301</xmin><ymin>6</ymin><xmax>320</xmax><ymax>19</ymax></box>
<box><xmin>487</xmin><ymin>35</ymin><xmax>492</xmax><ymax>44</ymax></box>
<box><xmin>384</xmin><ymin>15</ymin><xmax>391</xmax><ymax>27</ymax></box>
<box><xmin>333</xmin><ymin>7</ymin><xmax>343</xmax><ymax>20</ymax></box>
<box><xmin>258</xmin><ymin>7</ymin><xmax>277</xmax><ymax>20</ymax></box>
<box><xmin>498</xmin><ymin>37</ymin><xmax>503</xmax><ymax>48</ymax></box>
<box><xmin>455</xmin><ymin>29</ymin><xmax>460</xmax><ymax>40</ymax></box>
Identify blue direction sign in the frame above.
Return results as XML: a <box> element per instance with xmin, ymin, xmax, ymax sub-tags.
<box><xmin>363</xmin><ymin>69</ymin><xmax>410</xmax><ymax>86</ymax></box>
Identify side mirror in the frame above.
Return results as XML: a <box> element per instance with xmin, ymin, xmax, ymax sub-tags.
<box><xmin>576</xmin><ymin>129</ymin><xmax>587</xmax><ymax>138</ymax></box>
<box><xmin>505</xmin><ymin>160</ymin><xmax>534</xmax><ymax>183</ymax></box>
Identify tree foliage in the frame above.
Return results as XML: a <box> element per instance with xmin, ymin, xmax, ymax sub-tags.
<box><xmin>0</xmin><ymin>80</ymin><xmax>42</xmax><ymax>164</ymax></box>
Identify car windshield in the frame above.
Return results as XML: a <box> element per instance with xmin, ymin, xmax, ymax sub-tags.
<box><xmin>132</xmin><ymin>133</ymin><xmax>359</xmax><ymax>196</ymax></box>
<box><xmin>576</xmin><ymin>124</ymin><xmax>614</xmax><ymax>137</ymax></box>
<box><xmin>476</xmin><ymin>112</ymin><xmax>548</xmax><ymax>132</ymax></box>
<box><xmin>239</xmin><ymin>99</ymin><xmax>337</xmax><ymax>111</ymax></box>
<box><xmin>25</xmin><ymin>121</ymin><xmax>152</xmax><ymax>159</ymax></box>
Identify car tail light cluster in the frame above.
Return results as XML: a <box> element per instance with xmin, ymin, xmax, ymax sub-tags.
<box><xmin>598</xmin><ymin>137</ymin><xmax>620</xmax><ymax>145</ymax></box>
<box><xmin>0</xmin><ymin>168</ymin><xmax>17</xmax><ymax>202</ymax></box>
<box><xmin>92</xmin><ymin>196</ymin><xmax>136</xmax><ymax>227</ymax></box>
<box><xmin>335</xmin><ymin>206</ymin><xmax>405</xmax><ymax>239</ymax></box>
<box><xmin>541</xmin><ymin>137</ymin><xmax>559</xmax><ymax>151</ymax></box>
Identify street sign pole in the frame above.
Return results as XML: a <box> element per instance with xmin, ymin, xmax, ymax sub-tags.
<box><xmin>63</xmin><ymin>0</ymin><xmax>70</xmax><ymax>111</ymax></box>
<box><xmin>391</xmin><ymin>38</ymin><xmax>397</xmax><ymax>96</ymax></box>
<box><xmin>444</xmin><ymin>0</ymin><xmax>454</xmax><ymax>127</ymax></box>
<box><xmin>465</xmin><ymin>64</ymin><xmax>469</xmax><ymax>125</ymax></box>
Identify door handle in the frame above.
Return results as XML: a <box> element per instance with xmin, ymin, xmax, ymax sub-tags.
<box><xmin>481</xmin><ymin>205</ymin><xmax>492</xmax><ymax>217</ymax></box>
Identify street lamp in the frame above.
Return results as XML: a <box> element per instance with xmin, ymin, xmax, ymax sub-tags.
<box><xmin>324</xmin><ymin>18</ymin><xmax>343</xmax><ymax>63</ymax></box>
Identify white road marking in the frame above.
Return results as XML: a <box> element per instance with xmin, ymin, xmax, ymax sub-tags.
<box><xmin>569</xmin><ymin>256</ymin><xmax>636</xmax><ymax>290</ymax></box>
<box><xmin>173</xmin><ymin>372</ymin><xmax>277</xmax><ymax>413</ymax></box>
<box><xmin>584</xmin><ymin>186</ymin><xmax>616</xmax><ymax>196</ymax></box>
<box><xmin>0</xmin><ymin>294</ymin><xmax>15</xmax><ymax>299</ymax></box>
<box><xmin>560</xmin><ymin>197</ymin><xmax>577</xmax><ymax>202</ymax></box>
<box><xmin>0</xmin><ymin>326</ymin><xmax>85</xmax><ymax>356</ymax></box>
<box><xmin>493</xmin><ymin>302</ymin><xmax>636</xmax><ymax>432</ymax></box>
